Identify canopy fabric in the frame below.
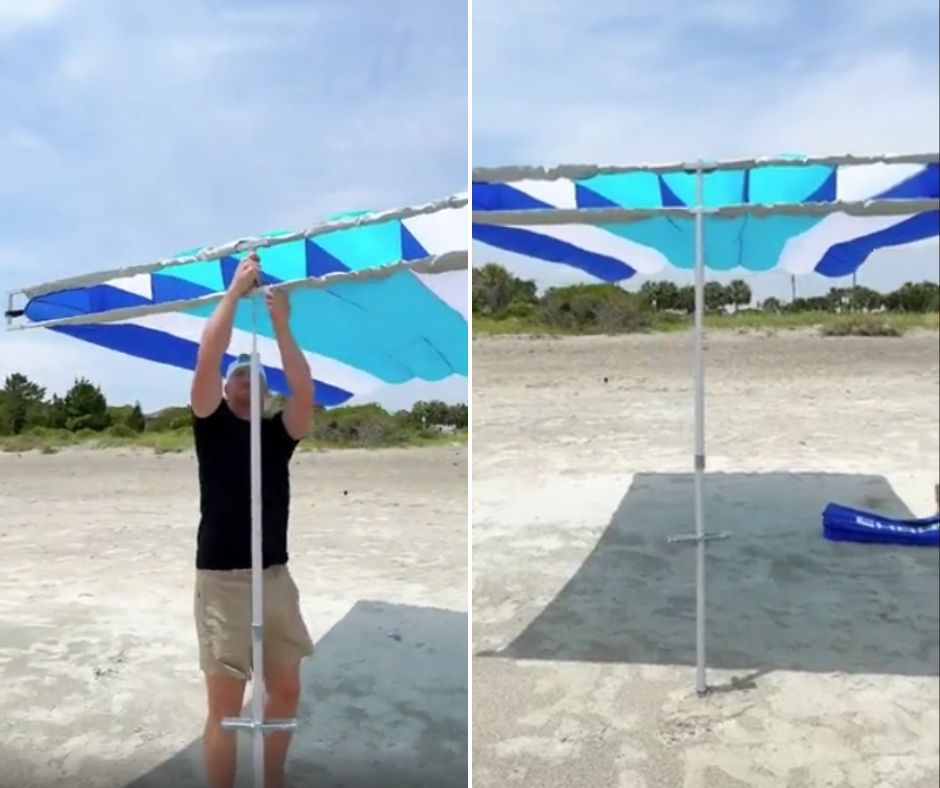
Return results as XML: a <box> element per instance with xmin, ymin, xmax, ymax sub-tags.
<box><xmin>11</xmin><ymin>199</ymin><xmax>468</xmax><ymax>407</ymax></box>
<box><xmin>472</xmin><ymin>160</ymin><xmax>940</xmax><ymax>281</ymax></box>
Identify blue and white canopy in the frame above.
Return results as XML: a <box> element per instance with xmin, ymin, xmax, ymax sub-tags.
<box><xmin>475</xmin><ymin>152</ymin><xmax>940</xmax><ymax>697</ymax></box>
<box><xmin>6</xmin><ymin>196</ymin><xmax>468</xmax><ymax>407</ymax></box>
<box><xmin>472</xmin><ymin>154</ymin><xmax>939</xmax><ymax>282</ymax></box>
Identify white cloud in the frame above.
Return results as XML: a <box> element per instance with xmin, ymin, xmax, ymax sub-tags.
<box><xmin>6</xmin><ymin>128</ymin><xmax>51</xmax><ymax>151</ymax></box>
<box><xmin>0</xmin><ymin>0</ymin><xmax>76</xmax><ymax>37</ymax></box>
<box><xmin>348</xmin><ymin>376</ymin><xmax>468</xmax><ymax>410</ymax></box>
<box><xmin>473</xmin><ymin>0</ymin><xmax>938</xmax><ymax>165</ymax></box>
<box><xmin>0</xmin><ymin>329</ymin><xmax>191</xmax><ymax>411</ymax></box>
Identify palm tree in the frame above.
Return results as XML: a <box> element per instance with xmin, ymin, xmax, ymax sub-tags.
<box><xmin>472</xmin><ymin>264</ymin><xmax>537</xmax><ymax>316</ymax></box>
<box><xmin>726</xmin><ymin>279</ymin><xmax>752</xmax><ymax>313</ymax></box>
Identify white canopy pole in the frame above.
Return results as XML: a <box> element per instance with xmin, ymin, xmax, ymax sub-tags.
<box><xmin>692</xmin><ymin>164</ymin><xmax>707</xmax><ymax>695</ymax></box>
<box><xmin>249</xmin><ymin>289</ymin><xmax>266</xmax><ymax>787</ymax></box>
<box><xmin>220</xmin><ymin>283</ymin><xmax>298</xmax><ymax>787</ymax></box>
<box><xmin>663</xmin><ymin>164</ymin><xmax>730</xmax><ymax>695</ymax></box>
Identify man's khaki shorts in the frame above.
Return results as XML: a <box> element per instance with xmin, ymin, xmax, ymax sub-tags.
<box><xmin>194</xmin><ymin>564</ymin><xmax>315</xmax><ymax>680</ymax></box>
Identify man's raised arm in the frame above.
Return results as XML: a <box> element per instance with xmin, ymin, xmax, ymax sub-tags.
<box><xmin>190</xmin><ymin>255</ymin><xmax>259</xmax><ymax>418</ymax></box>
<box><xmin>266</xmin><ymin>289</ymin><xmax>314</xmax><ymax>439</ymax></box>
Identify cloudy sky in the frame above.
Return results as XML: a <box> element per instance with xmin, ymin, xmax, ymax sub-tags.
<box><xmin>0</xmin><ymin>0</ymin><xmax>467</xmax><ymax>411</ymax></box>
<box><xmin>3</xmin><ymin>1</ymin><xmax>937</xmax><ymax>410</ymax></box>
<box><xmin>472</xmin><ymin>0</ymin><xmax>939</xmax><ymax>300</ymax></box>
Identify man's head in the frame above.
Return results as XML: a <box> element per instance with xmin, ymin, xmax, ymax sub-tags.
<box><xmin>223</xmin><ymin>353</ymin><xmax>267</xmax><ymax>411</ymax></box>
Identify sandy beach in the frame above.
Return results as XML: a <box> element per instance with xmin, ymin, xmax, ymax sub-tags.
<box><xmin>0</xmin><ymin>445</ymin><xmax>468</xmax><ymax>788</ymax></box>
<box><xmin>471</xmin><ymin>329</ymin><xmax>940</xmax><ymax>788</ymax></box>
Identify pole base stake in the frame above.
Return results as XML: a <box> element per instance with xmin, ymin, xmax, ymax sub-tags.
<box><xmin>667</xmin><ymin>531</ymin><xmax>731</xmax><ymax>545</ymax></box>
<box><xmin>220</xmin><ymin>717</ymin><xmax>299</xmax><ymax>733</ymax></box>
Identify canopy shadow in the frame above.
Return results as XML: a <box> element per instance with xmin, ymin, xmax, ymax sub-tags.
<box><xmin>483</xmin><ymin>472</ymin><xmax>939</xmax><ymax>678</ymax></box>
<box><xmin>125</xmin><ymin>600</ymin><xmax>467</xmax><ymax>788</ymax></box>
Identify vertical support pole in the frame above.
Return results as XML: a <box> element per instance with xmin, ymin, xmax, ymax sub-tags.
<box><xmin>223</xmin><ymin>280</ymin><xmax>297</xmax><ymax>778</ymax></box>
<box><xmin>693</xmin><ymin>163</ymin><xmax>707</xmax><ymax>697</ymax></box>
<box><xmin>250</xmin><ymin>289</ymin><xmax>266</xmax><ymax>787</ymax></box>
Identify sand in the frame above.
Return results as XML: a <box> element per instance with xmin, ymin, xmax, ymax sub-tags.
<box><xmin>0</xmin><ymin>445</ymin><xmax>468</xmax><ymax>788</ymax></box>
<box><xmin>471</xmin><ymin>329</ymin><xmax>940</xmax><ymax>788</ymax></box>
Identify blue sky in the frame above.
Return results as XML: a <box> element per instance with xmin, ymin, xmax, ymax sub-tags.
<box><xmin>472</xmin><ymin>0</ymin><xmax>940</xmax><ymax>300</ymax></box>
<box><xmin>0</xmin><ymin>0</ymin><xmax>467</xmax><ymax>411</ymax></box>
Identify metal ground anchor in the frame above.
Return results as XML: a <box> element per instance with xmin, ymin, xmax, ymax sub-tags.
<box><xmin>667</xmin><ymin>532</ymin><xmax>732</xmax><ymax>545</ymax></box>
<box><xmin>221</xmin><ymin>717</ymin><xmax>299</xmax><ymax>733</ymax></box>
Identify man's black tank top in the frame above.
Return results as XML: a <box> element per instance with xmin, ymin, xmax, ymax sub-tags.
<box><xmin>192</xmin><ymin>400</ymin><xmax>300</xmax><ymax>570</ymax></box>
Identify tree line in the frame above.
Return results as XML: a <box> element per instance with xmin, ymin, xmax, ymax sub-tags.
<box><xmin>0</xmin><ymin>373</ymin><xmax>468</xmax><ymax>442</ymax></box>
<box><xmin>473</xmin><ymin>263</ymin><xmax>940</xmax><ymax>332</ymax></box>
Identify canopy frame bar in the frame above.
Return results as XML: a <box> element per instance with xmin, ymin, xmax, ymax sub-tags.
<box><xmin>12</xmin><ymin>193</ymin><xmax>468</xmax><ymax>300</ymax></box>
<box><xmin>5</xmin><ymin>250</ymin><xmax>468</xmax><ymax>331</ymax></box>
<box><xmin>473</xmin><ymin>151</ymin><xmax>940</xmax><ymax>182</ymax></box>
<box><xmin>471</xmin><ymin>199</ymin><xmax>940</xmax><ymax>227</ymax></box>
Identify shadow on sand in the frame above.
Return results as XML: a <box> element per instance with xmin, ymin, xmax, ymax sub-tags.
<box><xmin>126</xmin><ymin>600</ymin><xmax>467</xmax><ymax>788</ymax></box>
<box><xmin>482</xmin><ymin>472</ymin><xmax>939</xmax><ymax>679</ymax></box>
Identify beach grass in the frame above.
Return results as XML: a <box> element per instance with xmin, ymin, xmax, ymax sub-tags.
<box><xmin>0</xmin><ymin>425</ymin><xmax>467</xmax><ymax>455</ymax></box>
<box><xmin>473</xmin><ymin>310</ymin><xmax>940</xmax><ymax>337</ymax></box>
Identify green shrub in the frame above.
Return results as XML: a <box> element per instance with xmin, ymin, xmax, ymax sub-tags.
<box><xmin>312</xmin><ymin>404</ymin><xmax>404</xmax><ymax>447</ymax></box>
<box><xmin>146</xmin><ymin>406</ymin><xmax>192</xmax><ymax>432</ymax></box>
<box><xmin>538</xmin><ymin>284</ymin><xmax>653</xmax><ymax>333</ymax></box>
<box><xmin>497</xmin><ymin>300</ymin><xmax>537</xmax><ymax>320</ymax></box>
<box><xmin>820</xmin><ymin>316</ymin><xmax>904</xmax><ymax>337</ymax></box>
<box><xmin>107</xmin><ymin>423</ymin><xmax>137</xmax><ymax>439</ymax></box>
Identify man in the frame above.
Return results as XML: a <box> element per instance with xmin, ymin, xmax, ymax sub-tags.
<box><xmin>190</xmin><ymin>252</ymin><xmax>315</xmax><ymax>788</ymax></box>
